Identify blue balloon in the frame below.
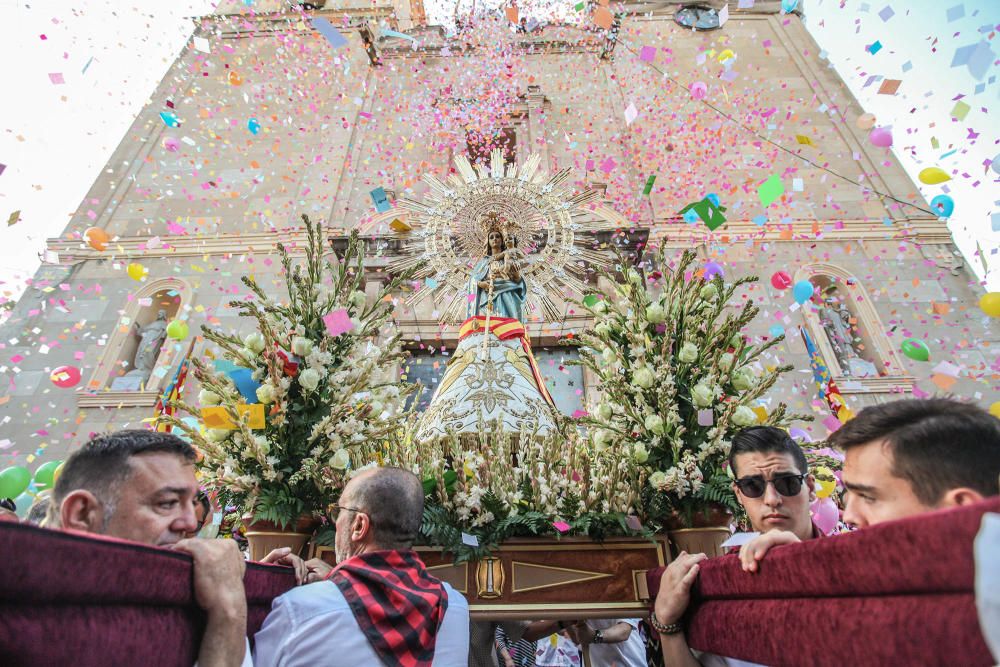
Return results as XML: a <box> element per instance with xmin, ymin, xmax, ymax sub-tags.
<box><xmin>781</xmin><ymin>0</ymin><xmax>799</xmax><ymax>11</ymax></box>
<box><xmin>769</xmin><ymin>324</ymin><xmax>785</xmax><ymax>338</ymax></box>
<box><xmin>229</xmin><ymin>368</ymin><xmax>262</xmax><ymax>404</ymax></box>
<box><xmin>705</xmin><ymin>193</ymin><xmax>721</xmax><ymax>207</ymax></box>
<box><xmin>703</xmin><ymin>261</ymin><xmax>724</xmax><ymax>280</ymax></box>
<box><xmin>793</xmin><ymin>280</ymin><xmax>814</xmax><ymax>304</ymax></box>
<box><xmin>930</xmin><ymin>195</ymin><xmax>954</xmax><ymax>218</ymax></box>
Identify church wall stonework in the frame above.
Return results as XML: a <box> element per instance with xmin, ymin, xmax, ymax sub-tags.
<box><xmin>0</xmin><ymin>2</ymin><xmax>995</xmax><ymax>466</ymax></box>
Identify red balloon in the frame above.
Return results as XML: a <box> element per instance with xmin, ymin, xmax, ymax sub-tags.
<box><xmin>50</xmin><ymin>366</ymin><xmax>81</xmax><ymax>388</ymax></box>
<box><xmin>770</xmin><ymin>271</ymin><xmax>792</xmax><ymax>290</ymax></box>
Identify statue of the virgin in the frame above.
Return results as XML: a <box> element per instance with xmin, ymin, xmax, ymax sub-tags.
<box><xmin>468</xmin><ymin>223</ymin><xmax>527</xmax><ymax>322</ymax></box>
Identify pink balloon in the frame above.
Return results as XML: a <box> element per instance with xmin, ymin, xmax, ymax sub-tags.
<box><xmin>690</xmin><ymin>81</ymin><xmax>707</xmax><ymax>100</ymax></box>
<box><xmin>868</xmin><ymin>127</ymin><xmax>893</xmax><ymax>148</ymax></box>
<box><xmin>810</xmin><ymin>497</ymin><xmax>840</xmax><ymax>535</ymax></box>
<box><xmin>162</xmin><ymin>136</ymin><xmax>180</xmax><ymax>152</ymax></box>
<box><xmin>770</xmin><ymin>271</ymin><xmax>792</xmax><ymax>290</ymax></box>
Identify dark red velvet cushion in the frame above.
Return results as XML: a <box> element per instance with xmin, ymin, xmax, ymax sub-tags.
<box><xmin>646</xmin><ymin>498</ymin><xmax>999</xmax><ymax>667</ymax></box>
<box><xmin>0</xmin><ymin>522</ymin><xmax>296</xmax><ymax>667</ymax></box>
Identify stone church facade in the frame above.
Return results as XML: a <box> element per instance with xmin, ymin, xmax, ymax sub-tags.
<box><xmin>1</xmin><ymin>0</ymin><xmax>995</xmax><ymax>465</ymax></box>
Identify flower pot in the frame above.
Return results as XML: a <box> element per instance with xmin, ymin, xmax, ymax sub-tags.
<box><xmin>664</xmin><ymin>504</ymin><xmax>733</xmax><ymax>558</ymax></box>
<box><xmin>243</xmin><ymin>515</ymin><xmax>319</xmax><ymax>562</ymax></box>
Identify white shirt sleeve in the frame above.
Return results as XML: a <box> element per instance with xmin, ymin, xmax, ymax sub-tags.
<box><xmin>975</xmin><ymin>513</ymin><xmax>1000</xmax><ymax>663</ymax></box>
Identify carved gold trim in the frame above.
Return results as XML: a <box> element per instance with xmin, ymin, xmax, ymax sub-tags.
<box><xmin>426</xmin><ymin>562</ymin><xmax>469</xmax><ymax>595</ymax></box>
<box><xmin>510</xmin><ymin>561</ymin><xmax>613</xmax><ymax>594</ymax></box>
<box><xmin>475</xmin><ymin>557</ymin><xmax>505</xmax><ymax>599</ymax></box>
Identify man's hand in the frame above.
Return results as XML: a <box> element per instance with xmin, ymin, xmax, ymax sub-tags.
<box><xmin>565</xmin><ymin>622</ymin><xmax>592</xmax><ymax>648</ymax></box>
<box><xmin>173</xmin><ymin>538</ymin><xmax>247</xmax><ymax>667</ymax></box>
<box><xmin>739</xmin><ymin>530</ymin><xmax>801</xmax><ymax>573</ymax></box>
<box><xmin>259</xmin><ymin>547</ymin><xmax>307</xmax><ymax>584</ymax></box>
<box><xmin>174</xmin><ymin>538</ymin><xmax>246</xmax><ymax>616</ymax></box>
<box><xmin>477</xmin><ymin>280</ymin><xmax>490</xmax><ymax>290</ymax></box>
<box><xmin>303</xmin><ymin>557</ymin><xmax>334</xmax><ymax>584</ymax></box>
<box><xmin>654</xmin><ymin>551</ymin><xmax>707</xmax><ymax>627</ymax></box>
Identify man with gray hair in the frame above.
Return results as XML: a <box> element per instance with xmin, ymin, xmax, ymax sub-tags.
<box><xmin>47</xmin><ymin>430</ymin><xmax>249</xmax><ymax>667</ymax></box>
<box><xmin>253</xmin><ymin>466</ymin><xmax>470</xmax><ymax>666</ymax></box>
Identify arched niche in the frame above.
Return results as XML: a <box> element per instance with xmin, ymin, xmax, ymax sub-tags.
<box><xmin>795</xmin><ymin>263</ymin><xmax>910</xmax><ymax>393</ymax></box>
<box><xmin>81</xmin><ymin>277</ymin><xmax>194</xmax><ymax>407</ymax></box>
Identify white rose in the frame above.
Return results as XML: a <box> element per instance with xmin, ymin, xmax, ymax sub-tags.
<box><xmin>648</xmin><ymin>470</ymin><xmax>667</xmax><ymax>489</ymax></box>
<box><xmin>594</xmin><ymin>321</ymin><xmax>612</xmax><ymax>337</ymax></box>
<box><xmin>298</xmin><ymin>368</ymin><xmax>321</xmax><ymax>392</ymax></box>
<box><xmin>254</xmin><ymin>436</ymin><xmax>270</xmax><ymax>455</ymax></box>
<box><xmin>719</xmin><ymin>352</ymin><xmax>735</xmax><ymax>372</ymax></box>
<box><xmin>732</xmin><ymin>405</ymin><xmax>758</xmax><ymax>427</ymax></box>
<box><xmin>349</xmin><ymin>291</ymin><xmax>367</xmax><ymax>309</ymax></box>
<box><xmin>633</xmin><ymin>443</ymin><xmax>649</xmax><ymax>464</ymax></box>
<box><xmin>692</xmin><ymin>383</ymin><xmax>715</xmax><ymax>408</ymax></box>
<box><xmin>627</xmin><ymin>269</ymin><xmax>643</xmax><ymax>285</ymax></box>
<box><xmin>732</xmin><ymin>367</ymin><xmax>756</xmax><ymax>391</ymax></box>
<box><xmin>633</xmin><ymin>366</ymin><xmax>655</xmax><ymax>389</ymax></box>
<box><xmin>291</xmin><ymin>336</ymin><xmax>313</xmax><ymax>357</ymax></box>
<box><xmin>644</xmin><ymin>414</ymin><xmax>665</xmax><ymax>435</ymax></box>
<box><xmin>596</xmin><ymin>403</ymin><xmax>613</xmax><ymax>420</ymax></box>
<box><xmin>243</xmin><ymin>332</ymin><xmax>266</xmax><ymax>354</ymax></box>
<box><xmin>255</xmin><ymin>383</ymin><xmax>277</xmax><ymax>405</ymax></box>
<box><xmin>369</xmin><ymin>400</ymin><xmax>384</xmax><ymax>418</ymax></box>
<box><xmin>700</xmin><ymin>283</ymin><xmax>719</xmax><ymax>301</ymax></box>
<box><xmin>593</xmin><ymin>429</ymin><xmax>612</xmax><ymax>451</ymax></box>
<box><xmin>329</xmin><ymin>448</ymin><xmax>351</xmax><ymax>470</ymax></box>
<box><xmin>198</xmin><ymin>389</ymin><xmax>221</xmax><ymax>406</ymax></box>
<box><xmin>601</xmin><ymin>347</ymin><xmax>616</xmax><ymax>365</ymax></box>
<box><xmin>206</xmin><ymin>428</ymin><xmax>231</xmax><ymax>442</ymax></box>
<box><xmin>592</xmin><ymin>300</ymin><xmax>608</xmax><ymax>314</ymax></box>
<box><xmin>645</xmin><ymin>303</ymin><xmax>666</xmax><ymax>324</ymax></box>
<box><xmin>678</xmin><ymin>342</ymin><xmax>699</xmax><ymax>364</ymax></box>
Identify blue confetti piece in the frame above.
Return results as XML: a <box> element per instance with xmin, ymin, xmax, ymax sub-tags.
<box><xmin>159</xmin><ymin>111</ymin><xmax>180</xmax><ymax>127</ymax></box>
<box><xmin>312</xmin><ymin>17</ymin><xmax>348</xmax><ymax>49</ymax></box>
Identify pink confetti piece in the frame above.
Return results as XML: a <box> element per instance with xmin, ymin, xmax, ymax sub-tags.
<box><xmin>553</xmin><ymin>521</ymin><xmax>571</xmax><ymax>533</ymax></box>
<box><xmin>697</xmin><ymin>409</ymin><xmax>714</xmax><ymax>426</ymax></box>
<box><xmin>48</xmin><ymin>72</ymin><xmax>65</xmax><ymax>85</ymax></box>
<box><xmin>323</xmin><ymin>309</ymin><xmax>354</xmax><ymax>336</ymax></box>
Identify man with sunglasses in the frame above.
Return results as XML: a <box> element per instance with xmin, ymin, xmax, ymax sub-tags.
<box><xmin>653</xmin><ymin>426</ymin><xmax>817</xmax><ymax>667</ymax></box>
<box><xmin>253</xmin><ymin>466</ymin><xmax>470</xmax><ymax>666</ymax></box>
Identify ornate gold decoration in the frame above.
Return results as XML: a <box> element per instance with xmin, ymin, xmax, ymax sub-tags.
<box><xmin>476</xmin><ymin>556</ymin><xmax>506</xmax><ymax>599</ymax></box>
<box><xmin>390</xmin><ymin>149</ymin><xmax>620</xmax><ymax>323</ymax></box>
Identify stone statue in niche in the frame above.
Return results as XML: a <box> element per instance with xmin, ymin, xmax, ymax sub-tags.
<box><xmin>817</xmin><ymin>296</ymin><xmax>877</xmax><ymax>378</ymax></box>
<box><xmin>110</xmin><ymin>309</ymin><xmax>168</xmax><ymax>391</ymax></box>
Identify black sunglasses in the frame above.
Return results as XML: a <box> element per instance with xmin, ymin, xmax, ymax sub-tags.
<box><xmin>734</xmin><ymin>473</ymin><xmax>807</xmax><ymax>499</ymax></box>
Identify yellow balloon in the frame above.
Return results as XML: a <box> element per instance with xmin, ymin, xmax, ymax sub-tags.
<box><xmin>814</xmin><ymin>465</ymin><xmax>837</xmax><ymax>498</ymax></box>
<box><xmin>990</xmin><ymin>401</ymin><xmax>1000</xmax><ymax>419</ymax></box>
<box><xmin>918</xmin><ymin>167</ymin><xmax>951</xmax><ymax>184</ymax></box>
<box><xmin>980</xmin><ymin>292</ymin><xmax>1000</xmax><ymax>318</ymax></box>
<box><xmin>126</xmin><ymin>262</ymin><xmax>146</xmax><ymax>281</ymax></box>
<box><xmin>53</xmin><ymin>461</ymin><xmax>65</xmax><ymax>485</ymax></box>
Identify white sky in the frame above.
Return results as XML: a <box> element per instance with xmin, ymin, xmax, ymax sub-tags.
<box><xmin>0</xmin><ymin>0</ymin><xmax>997</xmax><ymax>308</ymax></box>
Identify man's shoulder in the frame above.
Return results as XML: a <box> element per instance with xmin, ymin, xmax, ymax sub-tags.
<box><xmin>442</xmin><ymin>582</ymin><xmax>469</xmax><ymax>611</ymax></box>
<box><xmin>273</xmin><ymin>580</ymin><xmax>352</xmax><ymax>625</ymax></box>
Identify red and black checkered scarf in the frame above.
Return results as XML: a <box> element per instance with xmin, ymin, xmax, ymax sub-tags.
<box><xmin>328</xmin><ymin>549</ymin><xmax>449</xmax><ymax>667</ymax></box>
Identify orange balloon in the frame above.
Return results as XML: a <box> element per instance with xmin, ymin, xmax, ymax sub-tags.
<box><xmin>228</xmin><ymin>71</ymin><xmax>243</xmax><ymax>86</ymax></box>
<box><xmin>84</xmin><ymin>227</ymin><xmax>109</xmax><ymax>251</ymax></box>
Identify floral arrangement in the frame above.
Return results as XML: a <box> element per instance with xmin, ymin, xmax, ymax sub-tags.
<box><xmin>573</xmin><ymin>247</ymin><xmax>809</xmax><ymax>529</ymax></box>
<box><xmin>388</xmin><ymin>422</ymin><xmax>649</xmax><ymax>561</ymax></box>
<box><xmin>163</xmin><ymin>215</ymin><xmax>415</xmax><ymax>528</ymax></box>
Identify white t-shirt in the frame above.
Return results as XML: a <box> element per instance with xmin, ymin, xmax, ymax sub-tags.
<box><xmin>585</xmin><ymin>619</ymin><xmax>646</xmax><ymax>667</ymax></box>
<box><xmin>252</xmin><ymin>579</ymin><xmax>469</xmax><ymax>666</ymax></box>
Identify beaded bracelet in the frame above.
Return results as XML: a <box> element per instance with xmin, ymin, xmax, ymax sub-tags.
<box><xmin>648</xmin><ymin>613</ymin><xmax>683</xmax><ymax>636</ymax></box>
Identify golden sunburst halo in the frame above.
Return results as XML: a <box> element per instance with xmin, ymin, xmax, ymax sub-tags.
<box><xmin>390</xmin><ymin>149</ymin><xmax>621</xmax><ymax>323</ymax></box>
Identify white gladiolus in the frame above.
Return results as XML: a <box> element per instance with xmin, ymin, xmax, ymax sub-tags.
<box><xmin>243</xmin><ymin>332</ymin><xmax>266</xmax><ymax>354</ymax></box>
<box><xmin>291</xmin><ymin>336</ymin><xmax>313</xmax><ymax>357</ymax></box>
<box><xmin>198</xmin><ymin>389</ymin><xmax>221</xmax><ymax>406</ymax></box>
<box><xmin>298</xmin><ymin>368</ymin><xmax>320</xmax><ymax>392</ymax></box>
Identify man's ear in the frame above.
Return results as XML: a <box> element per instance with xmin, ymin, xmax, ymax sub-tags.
<box><xmin>939</xmin><ymin>487</ymin><xmax>985</xmax><ymax>508</ymax></box>
<box><xmin>351</xmin><ymin>511</ymin><xmax>372</xmax><ymax>543</ymax></box>
<box><xmin>807</xmin><ymin>474</ymin><xmax>817</xmax><ymax>499</ymax></box>
<box><xmin>60</xmin><ymin>490</ymin><xmax>105</xmax><ymax>534</ymax></box>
